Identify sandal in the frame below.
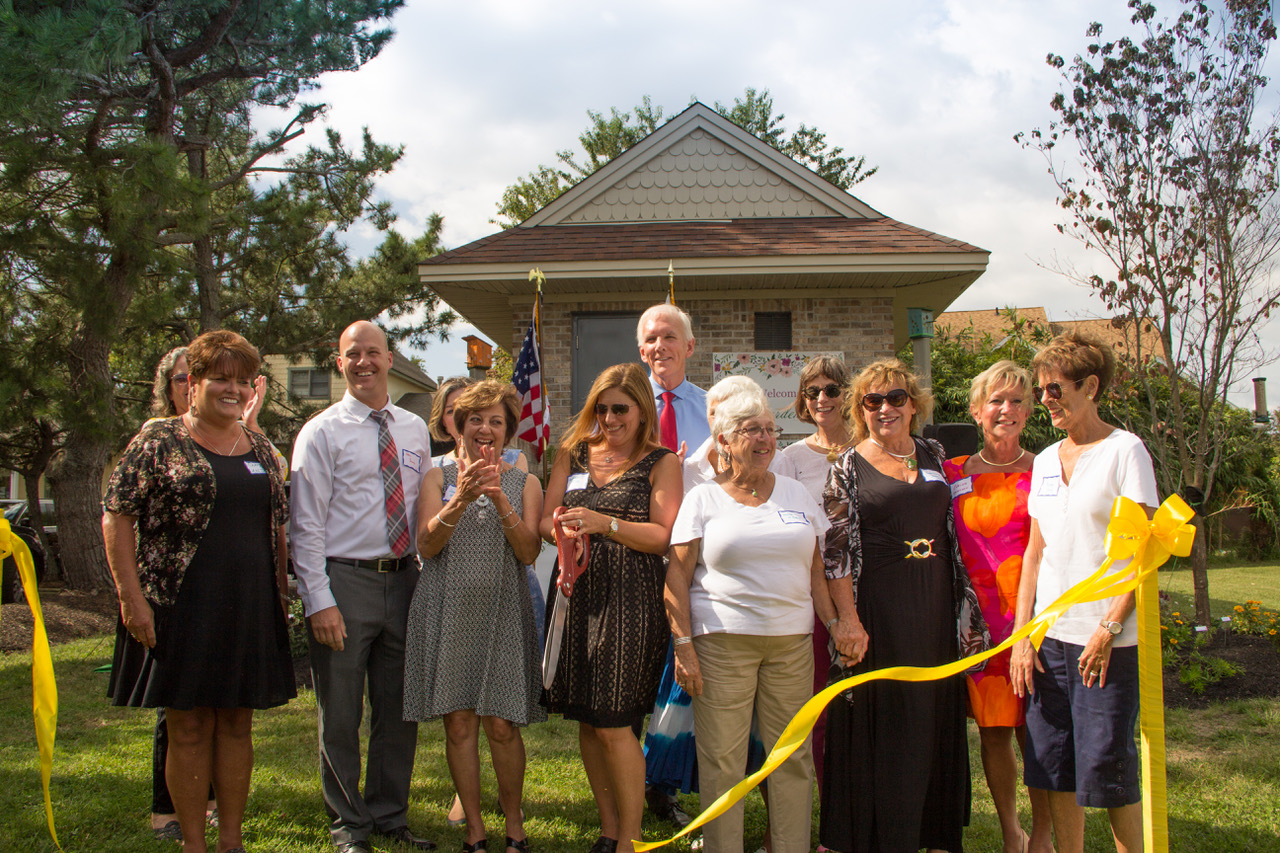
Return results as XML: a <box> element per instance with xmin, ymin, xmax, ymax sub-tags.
<box><xmin>463</xmin><ymin>841</ymin><xmax>488</xmax><ymax>853</ymax></box>
<box><xmin>587</xmin><ymin>838</ymin><xmax>617</xmax><ymax>853</ymax></box>
<box><xmin>507</xmin><ymin>837</ymin><xmax>530</xmax><ymax>853</ymax></box>
<box><xmin>151</xmin><ymin>820</ymin><xmax>182</xmax><ymax>842</ymax></box>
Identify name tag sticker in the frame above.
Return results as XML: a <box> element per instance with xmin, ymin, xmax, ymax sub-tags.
<box><xmin>1039</xmin><ymin>475</ymin><xmax>1062</xmax><ymax>497</ymax></box>
<box><xmin>950</xmin><ymin>476</ymin><xmax>974</xmax><ymax>500</ymax></box>
<box><xmin>566</xmin><ymin>473</ymin><xmax>589</xmax><ymax>493</ymax></box>
<box><xmin>920</xmin><ymin>468</ymin><xmax>946</xmax><ymax>484</ymax></box>
<box><xmin>777</xmin><ymin>509</ymin><xmax>808</xmax><ymax>525</ymax></box>
<box><xmin>401</xmin><ymin>449</ymin><xmax>421</xmax><ymax>473</ymax></box>
<box><xmin>244</xmin><ymin>461</ymin><xmax>266</xmax><ymax>475</ymax></box>
<box><xmin>442</xmin><ymin>484</ymin><xmax>457</xmax><ymax>502</ymax></box>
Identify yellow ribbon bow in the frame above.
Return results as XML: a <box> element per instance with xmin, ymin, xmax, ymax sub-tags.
<box><xmin>0</xmin><ymin>517</ymin><xmax>61</xmax><ymax>849</ymax></box>
<box><xmin>634</xmin><ymin>495</ymin><xmax>1195</xmax><ymax>853</ymax></box>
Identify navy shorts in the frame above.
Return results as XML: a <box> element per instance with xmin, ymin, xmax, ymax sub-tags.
<box><xmin>1023</xmin><ymin>638</ymin><xmax>1140</xmax><ymax>808</ymax></box>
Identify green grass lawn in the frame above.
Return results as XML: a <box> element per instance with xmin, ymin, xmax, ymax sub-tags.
<box><xmin>1159</xmin><ymin>560</ymin><xmax>1280</xmax><ymax>620</ymax></box>
<box><xmin>2</xmin><ymin>632</ymin><xmax>1278</xmax><ymax>852</ymax></box>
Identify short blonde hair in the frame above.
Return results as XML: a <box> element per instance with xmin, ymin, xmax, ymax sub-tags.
<box><xmin>707</xmin><ymin>376</ymin><xmax>766</xmax><ymax>412</ymax></box>
<box><xmin>846</xmin><ymin>359</ymin><xmax>932</xmax><ymax>443</ymax></box>
<box><xmin>1032</xmin><ymin>331</ymin><xmax>1117</xmax><ymax>399</ymax></box>
<box><xmin>968</xmin><ymin>360</ymin><xmax>1034</xmax><ymax>415</ymax></box>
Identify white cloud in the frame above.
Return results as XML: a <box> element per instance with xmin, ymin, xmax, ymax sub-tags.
<box><xmin>282</xmin><ymin>0</ymin><xmax>1278</xmax><ymax>403</ymax></box>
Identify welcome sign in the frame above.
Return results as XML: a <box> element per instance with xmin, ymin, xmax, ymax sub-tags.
<box><xmin>712</xmin><ymin>351</ymin><xmax>844</xmax><ymax>435</ymax></box>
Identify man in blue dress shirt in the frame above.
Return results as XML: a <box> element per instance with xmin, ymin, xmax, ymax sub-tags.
<box><xmin>637</xmin><ymin>303</ymin><xmax>709</xmax><ymax>459</ymax></box>
<box><xmin>635</xmin><ymin>303</ymin><xmax>707</xmax><ymax>829</ymax></box>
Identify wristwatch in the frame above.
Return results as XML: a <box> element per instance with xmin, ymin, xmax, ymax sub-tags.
<box><xmin>1100</xmin><ymin>619</ymin><xmax>1124</xmax><ymax>636</ymax></box>
<box><xmin>606</xmin><ymin>516</ymin><xmax>619</xmax><ymax>538</ymax></box>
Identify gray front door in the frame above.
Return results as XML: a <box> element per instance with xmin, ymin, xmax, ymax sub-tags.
<box><xmin>572</xmin><ymin>313</ymin><xmax>644</xmax><ymax>412</ymax></box>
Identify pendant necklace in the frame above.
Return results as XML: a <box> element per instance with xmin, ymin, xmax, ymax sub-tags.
<box><xmin>869</xmin><ymin>437</ymin><xmax>917</xmax><ymax>471</ymax></box>
<box><xmin>977</xmin><ymin>448</ymin><xmax>1026</xmax><ymax>468</ymax></box>
<box><xmin>811</xmin><ymin>433</ymin><xmax>854</xmax><ymax>463</ymax></box>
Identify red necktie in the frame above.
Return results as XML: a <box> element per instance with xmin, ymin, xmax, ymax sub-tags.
<box><xmin>660</xmin><ymin>390</ymin><xmax>678</xmax><ymax>451</ymax></box>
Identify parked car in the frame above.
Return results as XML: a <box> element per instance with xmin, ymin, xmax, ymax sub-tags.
<box><xmin>2</xmin><ymin>499</ymin><xmax>52</xmax><ymax>604</ymax></box>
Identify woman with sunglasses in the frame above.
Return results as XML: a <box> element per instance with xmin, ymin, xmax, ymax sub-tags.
<box><xmin>820</xmin><ymin>359</ymin><xmax>988</xmax><ymax>853</ymax></box>
<box><xmin>540</xmin><ymin>363</ymin><xmax>682</xmax><ymax>853</ymax></box>
<box><xmin>1010</xmin><ymin>332</ymin><xmax>1157</xmax><ymax>853</ymax></box>
<box><xmin>666</xmin><ymin>388</ymin><xmax>842</xmax><ymax>853</ymax></box>
<box><xmin>941</xmin><ymin>361</ymin><xmax>1053</xmax><ymax>853</ymax></box>
<box><xmin>779</xmin><ymin>354</ymin><xmax>852</xmax><ymax>806</ymax></box>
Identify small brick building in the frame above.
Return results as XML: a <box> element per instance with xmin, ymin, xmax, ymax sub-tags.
<box><xmin>419</xmin><ymin>102</ymin><xmax>989</xmax><ymax>429</ymax></box>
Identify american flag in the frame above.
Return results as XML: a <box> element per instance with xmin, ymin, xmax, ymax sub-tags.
<box><xmin>512</xmin><ymin>309</ymin><xmax>549</xmax><ymax>459</ymax></box>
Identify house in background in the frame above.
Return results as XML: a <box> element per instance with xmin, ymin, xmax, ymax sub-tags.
<box><xmin>935</xmin><ymin>307</ymin><xmax>1166</xmax><ymax>366</ymax></box>
<box><xmin>417</xmin><ymin>102</ymin><xmax>990</xmax><ymax>432</ymax></box>
<box><xmin>263</xmin><ymin>349</ymin><xmax>439</xmax><ymax>425</ymax></box>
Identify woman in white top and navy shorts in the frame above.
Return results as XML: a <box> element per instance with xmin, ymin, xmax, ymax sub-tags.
<box><xmin>1010</xmin><ymin>331</ymin><xmax>1159</xmax><ymax>853</ymax></box>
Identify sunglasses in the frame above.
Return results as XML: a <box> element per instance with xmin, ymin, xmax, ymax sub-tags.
<box><xmin>860</xmin><ymin>389</ymin><xmax>910</xmax><ymax>410</ymax></box>
<box><xmin>1032</xmin><ymin>379</ymin><xmax>1084</xmax><ymax>402</ymax></box>
<box><xmin>803</xmin><ymin>384</ymin><xmax>843</xmax><ymax>400</ymax></box>
<box><xmin>171</xmin><ymin>373</ymin><xmax>189</xmax><ymax>385</ymax></box>
<box><xmin>594</xmin><ymin>403</ymin><xmax>633</xmax><ymax>417</ymax></box>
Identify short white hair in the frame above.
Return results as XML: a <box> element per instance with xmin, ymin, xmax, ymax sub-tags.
<box><xmin>636</xmin><ymin>303</ymin><xmax>694</xmax><ymax>345</ymax></box>
<box><xmin>707</xmin><ymin>376</ymin><xmax>766</xmax><ymax>412</ymax></box>
<box><xmin>709</xmin><ymin>388</ymin><xmax>772</xmax><ymax>453</ymax></box>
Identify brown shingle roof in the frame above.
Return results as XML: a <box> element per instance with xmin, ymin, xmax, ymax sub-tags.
<box><xmin>422</xmin><ymin>217</ymin><xmax>985</xmax><ymax>266</ymax></box>
<box><xmin>935</xmin><ymin>307</ymin><xmax>1051</xmax><ymax>340</ymax></box>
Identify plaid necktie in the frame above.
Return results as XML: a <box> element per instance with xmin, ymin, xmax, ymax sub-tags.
<box><xmin>368</xmin><ymin>409</ymin><xmax>411</xmax><ymax>557</ymax></box>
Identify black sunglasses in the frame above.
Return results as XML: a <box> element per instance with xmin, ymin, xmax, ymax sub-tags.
<box><xmin>594</xmin><ymin>403</ymin><xmax>633</xmax><ymax>416</ymax></box>
<box><xmin>803</xmin><ymin>384</ymin><xmax>843</xmax><ymax>400</ymax></box>
<box><xmin>860</xmin><ymin>389</ymin><xmax>910</xmax><ymax>410</ymax></box>
<box><xmin>1032</xmin><ymin>379</ymin><xmax>1084</xmax><ymax>402</ymax></box>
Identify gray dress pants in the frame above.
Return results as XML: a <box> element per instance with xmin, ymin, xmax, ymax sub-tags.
<box><xmin>309</xmin><ymin>559</ymin><xmax>420</xmax><ymax>845</ymax></box>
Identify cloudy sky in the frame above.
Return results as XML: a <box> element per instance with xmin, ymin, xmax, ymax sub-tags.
<box><xmin>276</xmin><ymin>0</ymin><xmax>1277</xmax><ymax>405</ymax></box>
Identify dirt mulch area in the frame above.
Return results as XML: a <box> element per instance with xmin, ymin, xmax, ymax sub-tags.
<box><xmin>1162</xmin><ymin>634</ymin><xmax>1280</xmax><ymax>709</ymax></box>
<box><xmin>1</xmin><ymin>586</ymin><xmax>119</xmax><ymax>652</ymax></box>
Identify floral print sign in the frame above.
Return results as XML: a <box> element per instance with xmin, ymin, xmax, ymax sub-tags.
<box><xmin>712</xmin><ymin>351</ymin><xmax>843</xmax><ymax>434</ymax></box>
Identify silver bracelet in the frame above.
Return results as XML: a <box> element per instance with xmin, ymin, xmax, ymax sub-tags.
<box><xmin>673</xmin><ymin>635</ymin><xmax>693</xmax><ymax>646</ymax></box>
<box><xmin>825</xmin><ymin>617</ymin><xmax>839</xmax><ymax>631</ymax></box>
<box><xmin>435</xmin><ymin>512</ymin><xmax>457</xmax><ymax>528</ymax></box>
<box><xmin>498</xmin><ymin>508</ymin><xmax>516</xmax><ymax>521</ymax></box>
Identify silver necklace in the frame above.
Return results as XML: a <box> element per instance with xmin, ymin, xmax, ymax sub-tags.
<box><xmin>977</xmin><ymin>447</ymin><xmax>1026</xmax><ymax>467</ymax></box>
<box><xmin>190</xmin><ymin>416</ymin><xmax>243</xmax><ymax>456</ymax></box>
<box><xmin>869</xmin><ymin>437</ymin><xmax>917</xmax><ymax>471</ymax></box>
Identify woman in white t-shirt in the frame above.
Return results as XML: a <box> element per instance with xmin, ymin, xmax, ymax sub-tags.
<box><xmin>665</xmin><ymin>390</ymin><xmax>851</xmax><ymax>853</ymax></box>
<box><xmin>1010</xmin><ymin>331</ymin><xmax>1158</xmax><ymax>853</ymax></box>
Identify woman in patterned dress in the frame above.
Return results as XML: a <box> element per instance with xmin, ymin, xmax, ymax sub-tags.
<box><xmin>540</xmin><ymin>363</ymin><xmax>683</xmax><ymax>853</ymax></box>
<box><xmin>942</xmin><ymin>361</ymin><xmax>1052</xmax><ymax>853</ymax></box>
<box><xmin>407</xmin><ymin>381</ymin><xmax>545</xmax><ymax>853</ymax></box>
<box><xmin>104</xmin><ymin>330</ymin><xmax>294</xmax><ymax>853</ymax></box>
<box><xmin>820</xmin><ymin>359</ymin><xmax>989</xmax><ymax>853</ymax></box>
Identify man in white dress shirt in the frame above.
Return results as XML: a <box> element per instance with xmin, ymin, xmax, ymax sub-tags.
<box><xmin>291</xmin><ymin>321</ymin><xmax>435</xmax><ymax>853</ymax></box>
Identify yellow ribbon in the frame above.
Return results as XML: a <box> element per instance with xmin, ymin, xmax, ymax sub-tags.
<box><xmin>634</xmin><ymin>495</ymin><xmax>1194</xmax><ymax>852</ymax></box>
<box><xmin>0</xmin><ymin>517</ymin><xmax>61</xmax><ymax>850</ymax></box>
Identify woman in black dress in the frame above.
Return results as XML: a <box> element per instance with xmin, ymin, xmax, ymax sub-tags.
<box><xmin>820</xmin><ymin>359</ymin><xmax>989</xmax><ymax>853</ymax></box>
<box><xmin>540</xmin><ymin>363</ymin><xmax>683</xmax><ymax>853</ymax></box>
<box><xmin>104</xmin><ymin>330</ymin><xmax>293</xmax><ymax>853</ymax></box>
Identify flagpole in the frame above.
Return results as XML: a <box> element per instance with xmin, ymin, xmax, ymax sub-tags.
<box><xmin>528</xmin><ymin>268</ymin><xmax>548</xmax><ymax>482</ymax></box>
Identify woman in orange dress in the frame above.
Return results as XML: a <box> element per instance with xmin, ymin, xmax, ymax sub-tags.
<box><xmin>942</xmin><ymin>360</ymin><xmax>1052</xmax><ymax>853</ymax></box>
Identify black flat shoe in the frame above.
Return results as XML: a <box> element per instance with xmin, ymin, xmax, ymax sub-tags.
<box><xmin>463</xmin><ymin>840</ymin><xmax>488</xmax><ymax>853</ymax></box>
<box><xmin>506</xmin><ymin>836</ymin><xmax>530</xmax><ymax>853</ymax></box>
<box><xmin>587</xmin><ymin>837</ymin><xmax>617</xmax><ymax>853</ymax></box>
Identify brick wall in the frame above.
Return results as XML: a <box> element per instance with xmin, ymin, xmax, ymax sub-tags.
<box><xmin>513</xmin><ymin>295</ymin><xmax>896</xmax><ymax>435</ymax></box>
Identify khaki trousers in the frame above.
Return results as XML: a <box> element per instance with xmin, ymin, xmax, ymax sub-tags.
<box><xmin>691</xmin><ymin>632</ymin><xmax>814</xmax><ymax>853</ymax></box>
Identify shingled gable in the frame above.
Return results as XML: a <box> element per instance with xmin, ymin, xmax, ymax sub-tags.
<box><xmin>419</xmin><ymin>101</ymin><xmax>989</xmax><ymax>352</ymax></box>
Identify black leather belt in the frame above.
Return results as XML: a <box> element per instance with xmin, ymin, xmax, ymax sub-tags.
<box><xmin>329</xmin><ymin>555</ymin><xmax>418</xmax><ymax>573</ymax></box>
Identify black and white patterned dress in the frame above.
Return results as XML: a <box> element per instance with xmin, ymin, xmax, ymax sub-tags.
<box><xmin>541</xmin><ymin>446</ymin><xmax>672</xmax><ymax>729</ymax></box>
<box><xmin>403</xmin><ymin>465</ymin><xmax>546</xmax><ymax>725</ymax></box>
